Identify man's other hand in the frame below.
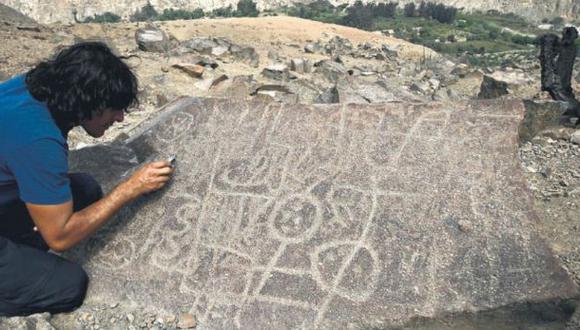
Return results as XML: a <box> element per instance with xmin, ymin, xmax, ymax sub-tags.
<box><xmin>124</xmin><ymin>161</ymin><xmax>174</xmax><ymax>198</ymax></box>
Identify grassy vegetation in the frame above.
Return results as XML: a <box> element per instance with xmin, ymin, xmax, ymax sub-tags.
<box><xmin>276</xmin><ymin>1</ymin><xmax>544</xmax><ymax>58</ymax></box>
<box><xmin>372</xmin><ymin>11</ymin><xmax>539</xmax><ymax>55</ymax></box>
<box><xmin>83</xmin><ymin>0</ymin><xmax>576</xmax><ymax>67</ymax></box>
<box><xmin>82</xmin><ymin>12</ymin><xmax>121</xmax><ymax>23</ymax></box>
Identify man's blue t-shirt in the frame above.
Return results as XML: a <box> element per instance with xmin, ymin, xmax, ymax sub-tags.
<box><xmin>0</xmin><ymin>75</ymin><xmax>71</xmax><ymax>208</ymax></box>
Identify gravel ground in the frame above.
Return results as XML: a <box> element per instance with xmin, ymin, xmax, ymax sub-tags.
<box><xmin>519</xmin><ymin>134</ymin><xmax>580</xmax><ymax>329</ymax></box>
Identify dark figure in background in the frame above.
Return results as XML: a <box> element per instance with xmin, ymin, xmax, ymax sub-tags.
<box><xmin>0</xmin><ymin>42</ymin><xmax>174</xmax><ymax>316</ymax></box>
<box><xmin>538</xmin><ymin>27</ymin><xmax>580</xmax><ymax>119</ymax></box>
<box><xmin>557</xmin><ymin>27</ymin><xmax>578</xmax><ymax>99</ymax></box>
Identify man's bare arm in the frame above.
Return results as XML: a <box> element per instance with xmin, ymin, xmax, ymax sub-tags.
<box><xmin>26</xmin><ymin>161</ymin><xmax>174</xmax><ymax>252</ymax></box>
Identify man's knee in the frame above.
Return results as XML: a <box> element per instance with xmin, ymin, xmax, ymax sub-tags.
<box><xmin>69</xmin><ymin>265</ymin><xmax>89</xmax><ymax>308</ymax></box>
<box><xmin>0</xmin><ymin>240</ymin><xmax>89</xmax><ymax>316</ymax></box>
<box><xmin>46</xmin><ymin>259</ymin><xmax>89</xmax><ymax>313</ymax></box>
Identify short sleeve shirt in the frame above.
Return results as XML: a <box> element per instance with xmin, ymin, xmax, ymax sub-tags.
<box><xmin>0</xmin><ymin>75</ymin><xmax>71</xmax><ymax>208</ymax></box>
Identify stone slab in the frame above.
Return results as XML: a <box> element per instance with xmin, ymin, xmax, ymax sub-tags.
<box><xmin>68</xmin><ymin>97</ymin><xmax>578</xmax><ymax>328</ymax></box>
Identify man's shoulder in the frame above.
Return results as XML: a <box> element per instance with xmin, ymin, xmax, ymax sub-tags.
<box><xmin>0</xmin><ymin>75</ymin><xmax>64</xmax><ymax>152</ymax></box>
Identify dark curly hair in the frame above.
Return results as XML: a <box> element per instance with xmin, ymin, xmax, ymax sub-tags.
<box><xmin>25</xmin><ymin>41</ymin><xmax>138</xmax><ymax>128</ymax></box>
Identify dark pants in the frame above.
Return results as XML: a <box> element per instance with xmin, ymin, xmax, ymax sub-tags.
<box><xmin>0</xmin><ymin>173</ymin><xmax>103</xmax><ymax>317</ymax></box>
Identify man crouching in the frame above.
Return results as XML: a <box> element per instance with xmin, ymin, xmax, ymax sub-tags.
<box><xmin>0</xmin><ymin>42</ymin><xmax>174</xmax><ymax>316</ymax></box>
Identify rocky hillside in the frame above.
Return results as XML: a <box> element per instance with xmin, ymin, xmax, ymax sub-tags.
<box><xmin>0</xmin><ymin>0</ymin><xmax>578</xmax><ymax>24</ymax></box>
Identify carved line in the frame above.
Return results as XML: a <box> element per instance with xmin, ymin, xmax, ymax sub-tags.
<box><xmin>312</xmin><ymin>190</ymin><xmax>379</xmax><ymax>326</ymax></box>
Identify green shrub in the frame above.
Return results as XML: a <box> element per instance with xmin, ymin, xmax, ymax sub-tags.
<box><xmin>130</xmin><ymin>2</ymin><xmax>158</xmax><ymax>22</ymax></box>
<box><xmin>83</xmin><ymin>12</ymin><xmax>121</xmax><ymax>23</ymax></box>
<box><xmin>158</xmin><ymin>8</ymin><xmax>204</xmax><ymax>20</ymax></box>
<box><xmin>511</xmin><ymin>34</ymin><xmax>536</xmax><ymax>45</ymax></box>
<box><xmin>342</xmin><ymin>0</ymin><xmax>373</xmax><ymax>29</ymax></box>
<box><xmin>236</xmin><ymin>0</ymin><xmax>259</xmax><ymax>17</ymax></box>
<box><xmin>404</xmin><ymin>3</ymin><xmax>416</xmax><ymax>17</ymax></box>
<box><xmin>287</xmin><ymin>0</ymin><xmax>337</xmax><ymax>21</ymax></box>
<box><xmin>374</xmin><ymin>2</ymin><xmax>397</xmax><ymax>19</ymax></box>
<box><xmin>211</xmin><ymin>5</ymin><xmax>235</xmax><ymax>17</ymax></box>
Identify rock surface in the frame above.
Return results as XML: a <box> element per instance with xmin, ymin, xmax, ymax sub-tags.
<box><xmin>66</xmin><ymin>97</ymin><xmax>578</xmax><ymax>328</ymax></box>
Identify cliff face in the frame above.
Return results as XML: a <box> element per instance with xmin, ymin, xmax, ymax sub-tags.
<box><xmin>0</xmin><ymin>0</ymin><xmax>578</xmax><ymax>24</ymax></box>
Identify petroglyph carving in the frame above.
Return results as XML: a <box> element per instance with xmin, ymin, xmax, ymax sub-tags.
<box><xmin>71</xmin><ymin>98</ymin><xmax>577</xmax><ymax>328</ymax></box>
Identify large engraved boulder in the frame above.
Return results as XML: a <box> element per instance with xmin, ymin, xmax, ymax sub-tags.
<box><xmin>69</xmin><ymin>98</ymin><xmax>578</xmax><ymax>328</ymax></box>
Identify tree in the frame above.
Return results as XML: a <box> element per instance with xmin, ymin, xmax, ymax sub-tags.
<box><xmin>404</xmin><ymin>3</ymin><xmax>416</xmax><ymax>17</ymax></box>
<box><xmin>130</xmin><ymin>2</ymin><xmax>158</xmax><ymax>22</ymax></box>
<box><xmin>342</xmin><ymin>0</ymin><xmax>373</xmax><ymax>30</ymax></box>
<box><xmin>83</xmin><ymin>12</ymin><xmax>121</xmax><ymax>23</ymax></box>
<box><xmin>375</xmin><ymin>2</ymin><xmax>397</xmax><ymax>19</ymax></box>
<box><xmin>158</xmin><ymin>8</ymin><xmax>205</xmax><ymax>20</ymax></box>
<box><xmin>211</xmin><ymin>5</ymin><xmax>234</xmax><ymax>17</ymax></box>
<box><xmin>236</xmin><ymin>0</ymin><xmax>259</xmax><ymax>17</ymax></box>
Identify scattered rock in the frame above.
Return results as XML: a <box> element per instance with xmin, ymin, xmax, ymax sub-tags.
<box><xmin>172</xmin><ymin>63</ymin><xmax>204</xmax><ymax>78</ymax></box>
<box><xmin>571</xmin><ymin>131</ymin><xmax>580</xmax><ymax>145</ymax></box>
<box><xmin>451</xmin><ymin>63</ymin><xmax>470</xmax><ymax>78</ymax></box>
<box><xmin>458</xmin><ymin>220</ymin><xmax>473</xmax><ymax>233</ymax></box>
<box><xmin>267</xmin><ymin>50</ymin><xmax>279</xmax><ymax>61</ymax></box>
<box><xmin>381</xmin><ymin>44</ymin><xmax>399</xmax><ymax>57</ymax></box>
<box><xmin>519</xmin><ymin>100</ymin><xmax>568</xmax><ymax>142</ymax></box>
<box><xmin>286</xmin><ymin>78</ymin><xmax>321</xmax><ymax>103</ymax></box>
<box><xmin>251</xmin><ymin>84</ymin><xmax>291</xmax><ymax>95</ymax></box>
<box><xmin>314</xmin><ymin>60</ymin><xmax>348</xmax><ymax>83</ymax></box>
<box><xmin>208</xmin><ymin>75</ymin><xmax>255</xmax><ymax>100</ymax></box>
<box><xmin>304</xmin><ymin>43</ymin><xmax>317</xmax><ymax>54</ymax></box>
<box><xmin>539</xmin><ymin>127</ymin><xmax>576</xmax><ymax>140</ymax></box>
<box><xmin>289</xmin><ymin>58</ymin><xmax>312</xmax><ymax>74</ymax></box>
<box><xmin>135</xmin><ymin>27</ymin><xmax>171</xmax><ymax>53</ymax></box>
<box><xmin>262</xmin><ymin>63</ymin><xmax>289</xmax><ymax>80</ymax></box>
<box><xmin>428</xmin><ymin>78</ymin><xmax>441</xmax><ymax>90</ymax></box>
<box><xmin>478</xmin><ymin>74</ymin><xmax>510</xmax><ymax>99</ymax></box>
<box><xmin>180</xmin><ymin>36</ymin><xmax>223</xmax><ymax>55</ymax></box>
<box><xmin>478</xmin><ymin>71</ymin><xmax>531</xmax><ymax>99</ymax></box>
<box><xmin>229</xmin><ymin>44</ymin><xmax>260</xmax><ymax>68</ymax></box>
<box><xmin>410</xmin><ymin>81</ymin><xmax>431</xmax><ymax>94</ymax></box>
<box><xmin>211</xmin><ymin>44</ymin><xmax>229</xmax><ymax>56</ymax></box>
<box><xmin>315</xmin><ymin>86</ymin><xmax>339</xmax><ymax>104</ymax></box>
<box><xmin>177</xmin><ymin>313</ymin><xmax>197</xmax><ymax>329</ymax></box>
<box><xmin>209</xmin><ymin>74</ymin><xmax>229</xmax><ymax>89</ymax></box>
<box><xmin>0</xmin><ymin>312</ymin><xmax>54</xmax><ymax>330</ymax></box>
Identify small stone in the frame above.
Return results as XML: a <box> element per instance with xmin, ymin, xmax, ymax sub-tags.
<box><xmin>166</xmin><ymin>315</ymin><xmax>176</xmax><ymax>323</ymax></box>
<box><xmin>458</xmin><ymin>220</ymin><xmax>473</xmax><ymax>233</ymax></box>
<box><xmin>127</xmin><ymin>314</ymin><xmax>135</xmax><ymax>324</ymax></box>
<box><xmin>525</xmin><ymin>166</ymin><xmax>538</xmax><ymax>173</ymax></box>
<box><xmin>177</xmin><ymin>313</ymin><xmax>197</xmax><ymax>329</ymax></box>
<box><xmin>571</xmin><ymin>131</ymin><xmax>580</xmax><ymax>145</ymax></box>
<box><xmin>172</xmin><ymin>63</ymin><xmax>204</xmax><ymax>78</ymax></box>
<box><xmin>109</xmin><ymin>302</ymin><xmax>119</xmax><ymax>308</ymax></box>
<box><xmin>540</xmin><ymin>167</ymin><xmax>552</xmax><ymax>178</ymax></box>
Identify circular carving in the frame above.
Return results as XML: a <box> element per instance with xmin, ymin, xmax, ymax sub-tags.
<box><xmin>268</xmin><ymin>194</ymin><xmax>322</xmax><ymax>243</ymax></box>
<box><xmin>310</xmin><ymin>241</ymin><xmax>380</xmax><ymax>302</ymax></box>
<box><xmin>86</xmin><ymin>236</ymin><xmax>136</xmax><ymax>271</ymax></box>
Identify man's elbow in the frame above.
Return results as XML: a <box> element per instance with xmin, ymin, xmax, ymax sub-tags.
<box><xmin>44</xmin><ymin>236</ymin><xmax>75</xmax><ymax>252</ymax></box>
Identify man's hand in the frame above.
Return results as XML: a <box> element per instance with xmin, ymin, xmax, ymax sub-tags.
<box><xmin>122</xmin><ymin>161</ymin><xmax>175</xmax><ymax>199</ymax></box>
